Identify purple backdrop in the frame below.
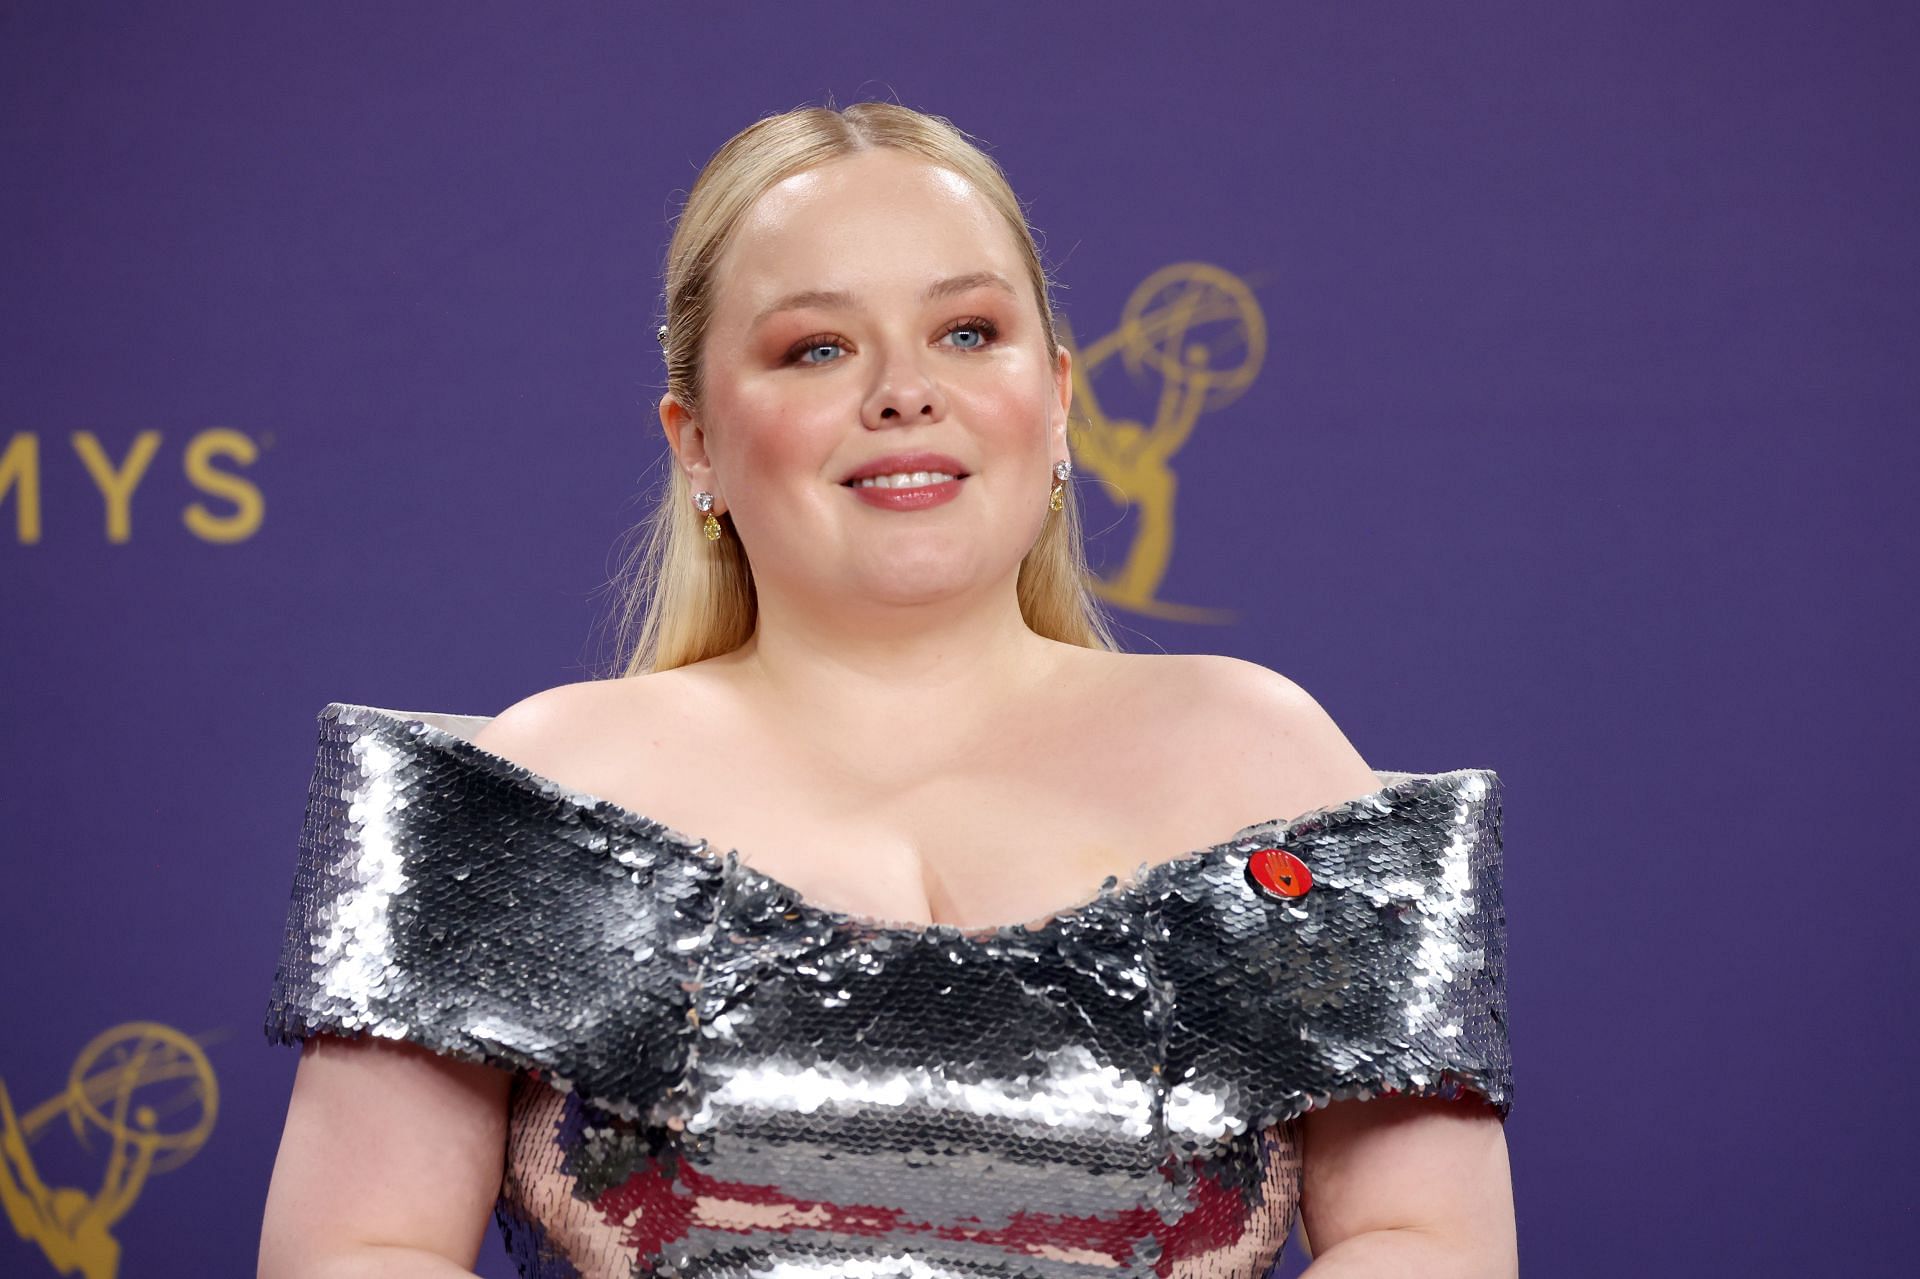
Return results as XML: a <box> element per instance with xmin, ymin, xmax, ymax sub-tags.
<box><xmin>4</xmin><ymin>3</ymin><xmax>1915</xmax><ymax>1275</ymax></box>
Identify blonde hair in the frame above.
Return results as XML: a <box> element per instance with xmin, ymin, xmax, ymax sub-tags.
<box><xmin>608</xmin><ymin>101</ymin><xmax>1121</xmax><ymax>676</ymax></box>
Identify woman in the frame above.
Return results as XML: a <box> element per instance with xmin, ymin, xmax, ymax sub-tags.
<box><xmin>259</xmin><ymin>102</ymin><xmax>1516</xmax><ymax>1278</ymax></box>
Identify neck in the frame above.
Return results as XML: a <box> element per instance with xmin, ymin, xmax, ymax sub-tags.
<box><xmin>731</xmin><ymin>574</ymin><xmax>1068</xmax><ymax>756</ymax></box>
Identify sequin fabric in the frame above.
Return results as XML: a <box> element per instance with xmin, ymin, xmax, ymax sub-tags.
<box><xmin>265</xmin><ymin>702</ymin><xmax>1511</xmax><ymax>1277</ymax></box>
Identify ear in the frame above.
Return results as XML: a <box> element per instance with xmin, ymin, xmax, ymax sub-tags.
<box><xmin>1050</xmin><ymin>344</ymin><xmax>1074</xmax><ymax>456</ymax></box>
<box><xmin>659</xmin><ymin>394</ymin><xmax>723</xmax><ymax>512</ymax></box>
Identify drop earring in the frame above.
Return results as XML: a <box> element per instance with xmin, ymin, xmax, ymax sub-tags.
<box><xmin>694</xmin><ymin>490</ymin><xmax>723</xmax><ymax>541</ymax></box>
<box><xmin>1049</xmin><ymin>459</ymin><xmax>1071</xmax><ymax>512</ymax></box>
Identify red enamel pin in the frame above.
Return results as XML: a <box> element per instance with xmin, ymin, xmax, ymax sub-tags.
<box><xmin>1246</xmin><ymin>848</ymin><xmax>1312</xmax><ymax>899</ymax></box>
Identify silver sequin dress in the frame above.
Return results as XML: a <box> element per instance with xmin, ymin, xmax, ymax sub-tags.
<box><xmin>265</xmin><ymin>702</ymin><xmax>1512</xmax><ymax>1278</ymax></box>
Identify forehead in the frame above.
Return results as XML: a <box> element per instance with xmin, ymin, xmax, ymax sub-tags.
<box><xmin>713</xmin><ymin>150</ymin><xmax>1022</xmax><ymax>310</ymax></box>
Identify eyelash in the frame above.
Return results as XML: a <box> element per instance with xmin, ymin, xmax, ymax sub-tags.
<box><xmin>784</xmin><ymin>317</ymin><xmax>1002</xmax><ymax>366</ymax></box>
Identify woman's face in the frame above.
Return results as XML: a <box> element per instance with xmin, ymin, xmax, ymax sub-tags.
<box><xmin>663</xmin><ymin>147</ymin><xmax>1072</xmax><ymax>615</ymax></box>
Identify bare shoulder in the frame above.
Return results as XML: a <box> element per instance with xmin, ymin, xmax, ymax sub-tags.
<box><xmin>469</xmin><ymin>669</ymin><xmax>706</xmax><ymax>781</ymax></box>
<box><xmin>1122</xmin><ymin>652</ymin><xmax>1384</xmax><ymax>815</ymax></box>
<box><xmin>468</xmin><ymin>679</ymin><xmax>599</xmax><ymax>772</ymax></box>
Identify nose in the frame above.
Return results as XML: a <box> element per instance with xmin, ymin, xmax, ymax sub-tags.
<box><xmin>861</xmin><ymin>341</ymin><xmax>947</xmax><ymax>429</ymax></box>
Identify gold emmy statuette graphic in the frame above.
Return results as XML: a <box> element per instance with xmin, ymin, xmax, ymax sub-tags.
<box><xmin>1063</xmin><ymin>262</ymin><xmax>1267</xmax><ymax>623</ymax></box>
<box><xmin>1</xmin><ymin>1022</ymin><xmax>218</xmax><ymax>1279</ymax></box>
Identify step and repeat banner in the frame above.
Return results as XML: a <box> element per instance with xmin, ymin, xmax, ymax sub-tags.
<box><xmin>4</xmin><ymin>4</ymin><xmax>1912</xmax><ymax>1276</ymax></box>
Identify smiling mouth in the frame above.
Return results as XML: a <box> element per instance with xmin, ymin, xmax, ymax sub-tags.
<box><xmin>841</xmin><ymin>470</ymin><xmax>968</xmax><ymax>490</ymax></box>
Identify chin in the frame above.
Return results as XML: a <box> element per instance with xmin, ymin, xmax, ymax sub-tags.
<box><xmin>863</xmin><ymin>574</ymin><xmax>976</xmax><ymax>607</ymax></box>
<box><xmin>850</xmin><ymin>554</ymin><xmax>986</xmax><ymax>604</ymax></box>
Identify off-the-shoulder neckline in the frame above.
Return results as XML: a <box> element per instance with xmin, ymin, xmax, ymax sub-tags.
<box><xmin>322</xmin><ymin>701</ymin><xmax>1496</xmax><ymax>941</ymax></box>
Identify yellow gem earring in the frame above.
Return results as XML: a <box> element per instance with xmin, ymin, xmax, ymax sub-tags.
<box><xmin>694</xmin><ymin>490</ymin><xmax>723</xmax><ymax>541</ymax></box>
<box><xmin>1049</xmin><ymin>459</ymin><xmax>1071</xmax><ymax>512</ymax></box>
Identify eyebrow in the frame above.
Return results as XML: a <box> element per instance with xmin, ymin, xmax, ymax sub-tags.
<box><xmin>750</xmin><ymin>271</ymin><xmax>1017</xmax><ymax>330</ymax></box>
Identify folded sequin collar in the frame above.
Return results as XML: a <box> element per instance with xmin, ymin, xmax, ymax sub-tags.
<box><xmin>269</xmin><ymin>699</ymin><xmax>1511</xmax><ymax>1135</ymax></box>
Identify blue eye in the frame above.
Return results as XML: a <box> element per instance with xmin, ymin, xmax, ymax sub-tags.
<box><xmin>943</xmin><ymin>318</ymin><xmax>999</xmax><ymax>350</ymax></box>
<box><xmin>793</xmin><ymin>338</ymin><xmax>846</xmax><ymax>366</ymax></box>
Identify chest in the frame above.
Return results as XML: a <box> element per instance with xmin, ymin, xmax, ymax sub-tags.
<box><xmin>579</xmin><ymin>719</ymin><xmax>1267</xmax><ymax>933</ymax></box>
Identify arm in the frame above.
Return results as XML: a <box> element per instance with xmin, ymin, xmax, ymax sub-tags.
<box><xmin>1189</xmin><ymin>656</ymin><xmax>1519</xmax><ymax>1275</ymax></box>
<box><xmin>257</xmin><ymin>1036</ymin><xmax>510</xmax><ymax>1278</ymax></box>
<box><xmin>258</xmin><ymin>699</ymin><xmax>573</xmax><ymax>1277</ymax></box>
<box><xmin>1298</xmin><ymin>1094</ymin><xmax>1517</xmax><ymax>1277</ymax></box>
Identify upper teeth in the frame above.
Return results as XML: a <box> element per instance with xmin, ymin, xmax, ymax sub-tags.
<box><xmin>851</xmin><ymin>471</ymin><xmax>957</xmax><ymax>488</ymax></box>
